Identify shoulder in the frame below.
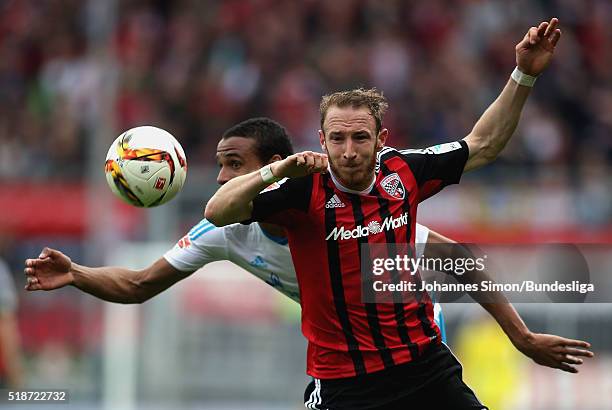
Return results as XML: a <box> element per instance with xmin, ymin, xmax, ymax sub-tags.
<box><xmin>187</xmin><ymin>219</ymin><xmax>223</xmax><ymax>241</ymax></box>
<box><xmin>376</xmin><ymin>146</ymin><xmax>408</xmax><ymax>173</ymax></box>
<box><xmin>223</xmin><ymin>221</ymin><xmax>260</xmax><ymax>241</ymax></box>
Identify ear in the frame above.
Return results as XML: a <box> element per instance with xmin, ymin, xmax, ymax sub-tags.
<box><xmin>267</xmin><ymin>154</ymin><xmax>283</xmax><ymax>164</ymax></box>
<box><xmin>319</xmin><ymin>130</ymin><xmax>327</xmax><ymax>152</ymax></box>
<box><xmin>376</xmin><ymin>128</ymin><xmax>389</xmax><ymax>151</ymax></box>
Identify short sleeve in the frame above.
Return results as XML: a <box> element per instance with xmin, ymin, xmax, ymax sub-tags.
<box><xmin>414</xmin><ymin>223</ymin><xmax>430</xmax><ymax>258</ymax></box>
<box><xmin>247</xmin><ymin>176</ymin><xmax>313</xmax><ymax>225</ymax></box>
<box><xmin>398</xmin><ymin>140</ymin><xmax>469</xmax><ymax>202</ymax></box>
<box><xmin>163</xmin><ymin>219</ymin><xmax>229</xmax><ymax>272</ymax></box>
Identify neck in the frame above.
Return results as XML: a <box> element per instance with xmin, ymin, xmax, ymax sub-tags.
<box><xmin>259</xmin><ymin>223</ymin><xmax>286</xmax><ymax>238</ymax></box>
<box><xmin>328</xmin><ymin>167</ymin><xmax>376</xmax><ymax>194</ymax></box>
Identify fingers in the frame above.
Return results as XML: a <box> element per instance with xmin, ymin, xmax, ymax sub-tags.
<box><xmin>295</xmin><ymin>151</ymin><xmax>328</xmax><ymax>173</ymax></box>
<box><xmin>24</xmin><ymin>276</ymin><xmax>41</xmax><ymax>291</ymax></box>
<box><xmin>558</xmin><ymin>337</ymin><xmax>591</xmax><ymax>349</ymax></box>
<box><xmin>305</xmin><ymin>153</ymin><xmax>315</xmax><ymax>169</ymax></box>
<box><xmin>561</xmin><ymin>347</ymin><xmax>594</xmax><ymax>357</ymax></box>
<box><xmin>521</xmin><ymin>18</ymin><xmax>561</xmax><ymax>49</ymax></box>
<box><xmin>537</xmin><ymin>21</ymin><xmax>548</xmax><ymax>38</ymax></box>
<box><xmin>527</xmin><ymin>26</ymin><xmax>539</xmax><ymax>45</ymax></box>
<box><xmin>313</xmin><ymin>153</ymin><xmax>328</xmax><ymax>172</ymax></box>
<box><xmin>559</xmin><ymin>353</ymin><xmax>583</xmax><ymax>365</ymax></box>
<box><xmin>557</xmin><ymin>362</ymin><xmax>579</xmax><ymax>374</ymax></box>
<box><xmin>549</xmin><ymin>29</ymin><xmax>561</xmax><ymax>47</ymax></box>
<box><xmin>544</xmin><ymin>17</ymin><xmax>559</xmax><ymax>37</ymax></box>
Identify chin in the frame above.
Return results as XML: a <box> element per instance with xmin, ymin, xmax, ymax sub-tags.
<box><xmin>338</xmin><ymin>169</ymin><xmax>369</xmax><ymax>189</ymax></box>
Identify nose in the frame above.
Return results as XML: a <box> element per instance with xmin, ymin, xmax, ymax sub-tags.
<box><xmin>217</xmin><ymin>169</ymin><xmax>229</xmax><ymax>185</ymax></box>
<box><xmin>343</xmin><ymin>139</ymin><xmax>357</xmax><ymax>161</ymax></box>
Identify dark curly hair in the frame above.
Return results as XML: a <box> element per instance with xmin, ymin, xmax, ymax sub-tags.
<box><xmin>221</xmin><ymin>117</ymin><xmax>294</xmax><ymax>163</ymax></box>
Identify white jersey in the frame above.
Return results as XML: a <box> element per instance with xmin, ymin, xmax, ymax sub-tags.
<box><xmin>164</xmin><ymin>220</ymin><xmax>430</xmax><ymax>304</ymax></box>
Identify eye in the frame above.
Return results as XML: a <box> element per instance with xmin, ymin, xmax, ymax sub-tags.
<box><xmin>230</xmin><ymin>161</ymin><xmax>242</xmax><ymax>169</ymax></box>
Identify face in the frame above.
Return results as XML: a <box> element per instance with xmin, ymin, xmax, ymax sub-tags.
<box><xmin>319</xmin><ymin>105</ymin><xmax>388</xmax><ymax>191</ymax></box>
<box><xmin>215</xmin><ymin>137</ymin><xmax>264</xmax><ymax>185</ymax></box>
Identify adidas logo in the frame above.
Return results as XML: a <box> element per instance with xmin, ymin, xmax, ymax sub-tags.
<box><xmin>326</xmin><ymin>194</ymin><xmax>346</xmax><ymax>209</ymax></box>
<box><xmin>249</xmin><ymin>256</ymin><xmax>267</xmax><ymax>268</ymax></box>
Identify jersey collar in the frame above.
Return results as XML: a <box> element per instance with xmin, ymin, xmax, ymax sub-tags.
<box><xmin>328</xmin><ymin>166</ymin><xmax>376</xmax><ymax>195</ymax></box>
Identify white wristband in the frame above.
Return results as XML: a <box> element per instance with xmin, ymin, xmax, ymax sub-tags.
<box><xmin>260</xmin><ymin>164</ymin><xmax>280</xmax><ymax>184</ymax></box>
<box><xmin>511</xmin><ymin>67</ymin><xmax>537</xmax><ymax>87</ymax></box>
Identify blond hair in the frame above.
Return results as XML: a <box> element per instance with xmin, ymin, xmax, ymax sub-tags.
<box><xmin>320</xmin><ymin>88</ymin><xmax>389</xmax><ymax>133</ymax></box>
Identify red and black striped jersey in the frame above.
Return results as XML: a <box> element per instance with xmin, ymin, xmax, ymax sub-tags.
<box><xmin>247</xmin><ymin>141</ymin><xmax>469</xmax><ymax>379</ymax></box>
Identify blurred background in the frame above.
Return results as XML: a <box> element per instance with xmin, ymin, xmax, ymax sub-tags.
<box><xmin>0</xmin><ymin>0</ymin><xmax>610</xmax><ymax>409</ymax></box>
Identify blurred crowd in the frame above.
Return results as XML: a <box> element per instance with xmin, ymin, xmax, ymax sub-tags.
<box><xmin>0</xmin><ymin>0</ymin><xmax>610</xmax><ymax>179</ymax></box>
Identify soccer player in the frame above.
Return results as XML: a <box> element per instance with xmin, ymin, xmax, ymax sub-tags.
<box><xmin>24</xmin><ymin>117</ymin><xmax>588</xmax><ymax>387</ymax></box>
<box><xmin>0</xmin><ymin>256</ymin><xmax>24</xmax><ymax>388</ymax></box>
<box><xmin>22</xmin><ymin>118</ymin><xmax>437</xmax><ymax>326</ymax></box>
<box><xmin>205</xmin><ymin>18</ymin><xmax>592</xmax><ymax>409</ymax></box>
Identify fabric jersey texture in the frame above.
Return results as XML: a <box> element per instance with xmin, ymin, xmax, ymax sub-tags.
<box><xmin>164</xmin><ymin>220</ymin><xmax>430</xmax><ymax>305</ymax></box>
<box><xmin>246</xmin><ymin>141</ymin><xmax>469</xmax><ymax>379</ymax></box>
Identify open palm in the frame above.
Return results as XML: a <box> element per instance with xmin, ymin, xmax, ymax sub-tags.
<box><xmin>516</xmin><ymin>18</ymin><xmax>562</xmax><ymax>76</ymax></box>
<box><xmin>24</xmin><ymin>248</ymin><xmax>74</xmax><ymax>291</ymax></box>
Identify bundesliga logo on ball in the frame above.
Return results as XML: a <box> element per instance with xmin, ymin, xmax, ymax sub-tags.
<box><xmin>104</xmin><ymin>126</ymin><xmax>187</xmax><ymax>207</ymax></box>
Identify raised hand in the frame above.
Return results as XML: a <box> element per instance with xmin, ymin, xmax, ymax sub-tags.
<box><xmin>24</xmin><ymin>247</ymin><xmax>74</xmax><ymax>291</ymax></box>
<box><xmin>516</xmin><ymin>17</ymin><xmax>562</xmax><ymax>76</ymax></box>
<box><xmin>271</xmin><ymin>151</ymin><xmax>328</xmax><ymax>179</ymax></box>
<box><xmin>517</xmin><ymin>332</ymin><xmax>594</xmax><ymax>373</ymax></box>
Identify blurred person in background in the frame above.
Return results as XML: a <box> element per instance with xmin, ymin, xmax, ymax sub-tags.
<box><xmin>0</xmin><ymin>250</ymin><xmax>24</xmax><ymax>388</ymax></box>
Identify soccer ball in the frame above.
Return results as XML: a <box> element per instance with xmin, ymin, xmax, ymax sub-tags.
<box><xmin>104</xmin><ymin>126</ymin><xmax>187</xmax><ymax>207</ymax></box>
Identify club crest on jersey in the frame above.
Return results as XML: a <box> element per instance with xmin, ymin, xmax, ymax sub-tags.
<box><xmin>380</xmin><ymin>173</ymin><xmax>405</xmax><ymax>199</ymax></box>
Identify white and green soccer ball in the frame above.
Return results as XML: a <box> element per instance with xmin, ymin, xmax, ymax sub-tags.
<box><xmin>104</xmin><ymin>126</ymin><xmax>187</xmax><ymax>207</ymax></box>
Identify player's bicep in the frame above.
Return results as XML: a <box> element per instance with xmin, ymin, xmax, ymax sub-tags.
<box><xmin>461</xmin><ymin>136</ymin><xmax>488</xmax><ymax>172</ymax></box>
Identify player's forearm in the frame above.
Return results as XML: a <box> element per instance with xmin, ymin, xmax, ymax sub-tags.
<box><xmin>70</xmin><ymin>263</ymin><xmax>148</xmax><ymax>304</ymax></box>
<box><xmin>205</xmin><ymin>169</ymin><xmax>269</xmax><ymax>226</ymax></box>
<box><xmin>463</xmin><ymin>77</ymin><xmax>531</xmax><ymax>171</ymax></box>
<box><xmin>479</xmin><ymin>302</ymin><xmax>534</xmax><ymax>350</ymax></box>
<box><xmin>455</xmin><ymin>270</ymin><xmax>535</xmax><ymax>350</ymax></box>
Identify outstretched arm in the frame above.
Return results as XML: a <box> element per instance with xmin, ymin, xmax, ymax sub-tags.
<box><xmin>462</xmin><ymin>18</ymin><xmax>562</xmax><ymax>172</ymax></box>
<box><xmin>205</xmin><ymin>151</ymin><xmax>327</xmax><ymax>226</ymax></box>
<box><xmin>424</xmin><ymin>229</ymin><xmax>593</xmax><ymax>373</ymax></box>
<box><xmin>24</xmin><ymin>248</ymin><xmax>191</xmax><ymax>304</ymax></box>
